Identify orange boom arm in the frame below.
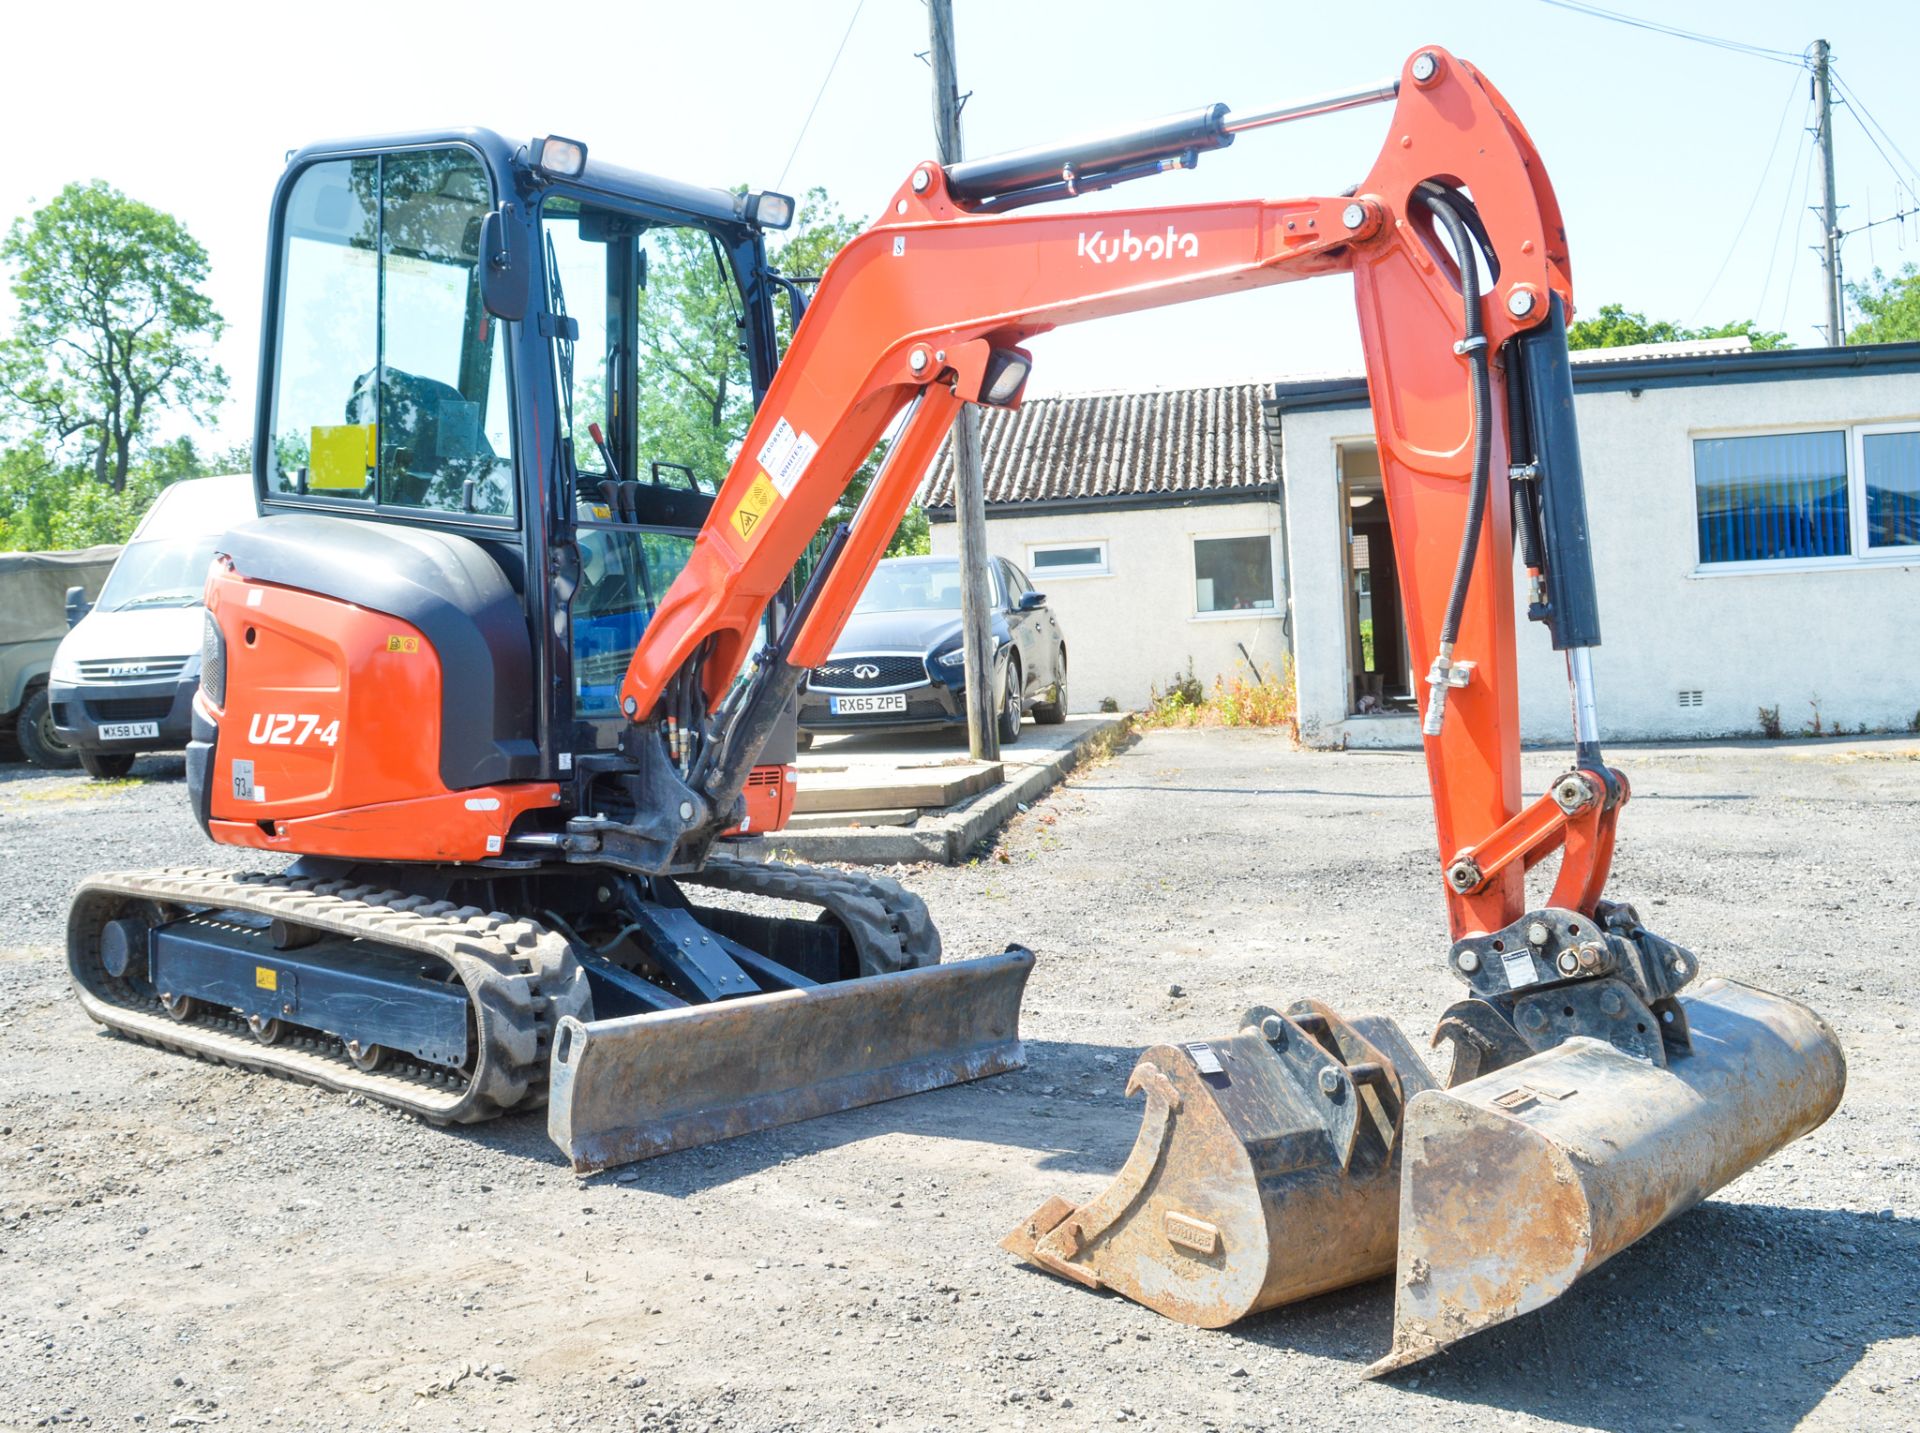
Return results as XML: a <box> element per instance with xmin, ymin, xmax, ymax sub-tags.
<box><xmin>631</xmin><ymin>46</ymin><xmax>1612</xmax><ymax>934</ymax></box>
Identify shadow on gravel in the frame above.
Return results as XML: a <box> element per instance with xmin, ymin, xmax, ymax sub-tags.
<box><xmin>0</xmin><ymin>753</ymin><xmax>185</xmax><ymax>788</ymax></box>
<box><xmin>1277</xmin><ymin>1201</ymin><xmax>1914</xmax><ymax>1429</ymax></box>
<box><xmin>440</xmin><ymin>1037</ymin><xmax>1151</xmax><ymax>1190</ymax></box>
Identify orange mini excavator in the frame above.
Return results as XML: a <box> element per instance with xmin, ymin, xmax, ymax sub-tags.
<box><xmin>69</xmin><ymin>48</ymin><xmax>1841</xmax><ymax>1369</ymax></box>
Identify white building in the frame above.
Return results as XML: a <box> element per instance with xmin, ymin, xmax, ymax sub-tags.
<box><xmin>925</xmin><ymin>384</ymin><xmax>1290</xmax><ymax>712</ymax></box>
<box><xmin>925</xmin><ymin>340</ymin><xmax>1920</xmax><ymax>744</ymax></box>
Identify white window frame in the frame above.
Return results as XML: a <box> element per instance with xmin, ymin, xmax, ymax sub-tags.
<box><xmin>1853</xmin><ymin>421</ymin><xmax>1920</xmax><ymax>563</ymax></box>
<box><xmin>1188</xmin><ymin>528</ymin><xmax>1283</xmax><ymax>621</ymax></box>
<box><xmin>1687</xmin><ymin>419</ymin><xmax>1920</xmax><ymax>576</ymax></box>
<box><xmin>1024</xmin><ymin>539</ymin><xmax>1110</xmax><ymax>579</ymax></box>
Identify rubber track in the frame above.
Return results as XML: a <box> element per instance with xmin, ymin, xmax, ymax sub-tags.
<box><xmin>67</xmin><ymin>868</ymin><xmax>591</xmax><ymax>1124</ymax></box>
<box><xmin>681</xmin><ymin>854</ymin><xmax>941</xmax><ymax>975</ymax></box>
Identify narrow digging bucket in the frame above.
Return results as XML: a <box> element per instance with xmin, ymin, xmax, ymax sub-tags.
<box><xmin>1004</xmin><ymin>1000</ymin><xmax>1436</xmax><ymax>1326</ymax></box>
<box><xmin>548</xmin><ymin>947</ymin><xmax>1033</xmax><ymax>1172</ymax></box>
<box><xmin>1370</xmin><ymin>977</ymin><xmax>1845</xmax><ymax>1375</ymax></box>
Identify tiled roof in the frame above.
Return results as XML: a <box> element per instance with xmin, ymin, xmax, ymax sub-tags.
<box><xmin>920</xmin><ymin>383</ymin><xmax>1277</xmax><ymax>509</ymax></box>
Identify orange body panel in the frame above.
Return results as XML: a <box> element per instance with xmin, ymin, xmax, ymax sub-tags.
<box><xmin>201</xmin><ymin>564</ymin><xmax>561</xmax><ymax>863</ymax></box>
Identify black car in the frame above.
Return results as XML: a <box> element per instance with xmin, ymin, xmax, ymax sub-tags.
<box><xmin>797</xmin><ymin>555</ymin><xmax>1067</xmax><ymax>746</ymax></box>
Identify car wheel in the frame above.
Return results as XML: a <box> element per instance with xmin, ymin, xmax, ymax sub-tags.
<box><xmin>796</xmin><ymin>730</ymin><xmax>814</xmax><ymax>752</ymax></box>
<box><xmin>17</xmin><ymin>688</ymin><xmax>79</xmax><ymax>770</ymax></box>
<box><xmin>997</xmin><ymin>656</ymin><xmax>1023</xmax><ymax>745</ymax></box>
<box><xmin>1031</xmin><ymin>651</ymin><xmax>1068</xmax><ymax>725</ymax></box>
<box><xmin>80</xmin><ymin>751</ymin><xmax>137</xmax><ymax>780</ymax></box>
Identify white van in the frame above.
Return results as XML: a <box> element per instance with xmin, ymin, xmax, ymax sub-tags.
<box><xmin>48</xmin><ymin>474</ymin><xmax>254</xmax><ymax>777</ymax></box>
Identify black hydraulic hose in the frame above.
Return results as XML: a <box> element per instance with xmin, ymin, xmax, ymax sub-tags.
<box><xmin>1425</xmin><ymin>192</ymin><xmax>1493</xmax><ymax>649</ymax></box>
<box><xmin>1419</xmin><ymin>190</ymin><xmax>1496</xmax><ymax>738</ymax></box>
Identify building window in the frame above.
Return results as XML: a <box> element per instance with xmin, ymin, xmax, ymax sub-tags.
<box><xmin>1026</xmin><ymin>541</ymin><xmax>1109</xmax><ymax>577</ymax></box>
<box><xmin>1860</xmin><ymin>425</ymin><xmax>1920</xmax><ymax>553</ymax></box>
<box><xmin>1693</xmin><ymin>431</ymin><xmax>1849</xmax><ymax>564</ymax></box>
<box><xmin>1193</xmin><ymin>534</ymin><xmax>1276</xmax><ymax>615</ymax></box>
<box><xmin>1693</xmin><ymin>422</ymin><xmax>1920</xmax><ymax>567</ymax></box>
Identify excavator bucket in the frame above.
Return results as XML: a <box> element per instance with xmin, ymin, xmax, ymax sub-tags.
<box><xmin>549</xmin><ymin>947</ymin><xmax>1033</xmax><ymax>1172</ymax></box>
<box><xmin>1003</xmin><ymin>1000</ymin><xmax>1435</xmax><ymax>1325</ymax></box>
<box><xmin>1370</xmin><ymin>978</ymin><xmax>1845</xmax><ymax>1374</ymax></box>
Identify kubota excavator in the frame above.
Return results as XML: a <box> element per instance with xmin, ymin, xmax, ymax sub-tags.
<box><xmin>68</xmin><ymin>47</ymin><xmax>1842</xmax><ymax>1372</ymax></box>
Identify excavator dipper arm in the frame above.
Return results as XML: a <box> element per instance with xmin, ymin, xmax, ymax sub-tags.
<box><xmin>623</xmin><ymin>47</ymin><xmax>1608</xmax><ymax>931</ymax></box>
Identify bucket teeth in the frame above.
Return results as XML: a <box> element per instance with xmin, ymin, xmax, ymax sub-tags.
<box><xmin>1369</xmin><ymin>978</ymin><xmax>1845</xmax><ymax>1375</ymax></box>
<box><xmin>1003</xmin><ymin>1004</ymin><xmax>1434</xmax><ymax>1327</ymax></box>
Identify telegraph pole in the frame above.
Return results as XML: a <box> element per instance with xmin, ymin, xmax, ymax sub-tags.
<box><xmin>927</xmin><ymin>0</ymin><xmax>1001</xmax><ymax>760</ymax></box>
<box><xmin>1812</xmin><ymin>39</ymin><xmax>1845</xmax><ymax>345</ymax></box>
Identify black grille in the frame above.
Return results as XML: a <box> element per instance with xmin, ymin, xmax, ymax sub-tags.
<box><xmin>809</xmin><ymin>654</ymin><xmax>927</xmax><ymax>691</ymax></box>
<box><xmin>88</xmin><ymin>697</ymin><xmax>175</xmax><ymax>723</ymax></box>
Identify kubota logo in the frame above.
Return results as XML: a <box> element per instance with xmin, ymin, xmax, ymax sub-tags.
<box><xmin>1077</xmin><ymin>226</ymin><xmax>1200</xmax><ymax>265</ymax></box>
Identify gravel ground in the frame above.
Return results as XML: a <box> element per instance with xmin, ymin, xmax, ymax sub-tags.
<box><xmin>0</xmin><ymin>731</ymin><xmax>1915</xmax><ymax>1432</ymax></box>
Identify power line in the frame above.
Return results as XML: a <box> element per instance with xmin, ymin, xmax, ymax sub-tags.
<box><xmin>775</xmin><ymin>0</ymin><xmax>866</xmax><ymax>192</ymax></box>
<box><xmin>1776</xmin><ymin>128</ymin><xmax>1821</xmax><ymax>333</ymax></box>
<box><xmin>1755</xmin><ymin>92</ymin><xmax>1816</xmax><ymax>320</ymax></box>
<box><xmin>1687</xmin><ymin>72</ymin><xmax>1805</xmax><ymax>325</ymax></box>
<box><xmin>1532</xmin><ymin>1</ymin><xmax>1806</xmax><ymax>66</ymax></box>
<box><xmin>1830</xmin><ymin>68</ymin><xmax>1920</xmax><ymax>188</ymax></box>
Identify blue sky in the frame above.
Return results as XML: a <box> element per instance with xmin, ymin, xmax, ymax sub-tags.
<box><xmin>2</xmin><ymin>0</ymin><xmax>1914</xmax><ymax>451</ymax></box>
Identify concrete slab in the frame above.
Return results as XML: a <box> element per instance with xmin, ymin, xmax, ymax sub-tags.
<box><xmin>727</xmin><ymin>713</ymin><xmax>1134</xmax><ymax>866</ymax></box>
<box><xmin>791</xmin><ymin>762</ymin><xmax>1002</xmax><ymax>815</ymax></box>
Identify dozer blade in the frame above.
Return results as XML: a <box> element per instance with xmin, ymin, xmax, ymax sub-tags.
<box><xmin>547</xmin><ymin>946</ymin><xmax>1032</xmax><ymax>1172</ymax></box>
<box><xmin>1004</xmin><ymin>1000</ymin><xmax>1436</xmax><ymax>1326</ymax></box>
<box><xmin>1370</xmin><ymin>977</ymin><xmax>1845</xmax><ymax>1375</ymax></box>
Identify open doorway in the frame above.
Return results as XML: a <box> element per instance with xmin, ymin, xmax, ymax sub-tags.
<box><xmin>1339</xmin><ymin>442</ymin><xmax>1413</xmax><ymax>714</ymax></box>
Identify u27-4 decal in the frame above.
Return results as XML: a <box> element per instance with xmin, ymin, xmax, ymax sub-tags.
<box><xmin>247</xmin><ymin>713</ymin><xmax>340</xmax><ymax>747</ymax></box>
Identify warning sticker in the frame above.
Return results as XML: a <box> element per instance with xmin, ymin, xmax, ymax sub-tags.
<box><xmin>756</xmin><ymin>416</ymin><xmax>819</xmax><ymax>497</ymax></box>
<box><xmin>730</xmin><ymin>473</ymin><xmax>780</xmax><ymax>543</ymax></box>
<box><xmin>385</xmin><ymin>635</ymin><xmax>420</xmax><ymax>654</ymax></box>
<box><xmin>1184</xmin><ymin>1041</ymin><xmax>1224</xmax><ymax>1076</ymax></box>
<box><xmin>255</xmin><ymin>966</ymin><xmax>278</xmax><ymax>991</ymax></box>
<box><xmin>1501</xmin><ymin>948</ymin><xmax>1540</xmax><ymax>989</ymax></box>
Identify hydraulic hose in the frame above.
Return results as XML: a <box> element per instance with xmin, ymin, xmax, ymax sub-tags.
<box><xmin>1421</xmin><ymin>190</ymin><xmax>1495</xmax><ymax>737</ymax></box>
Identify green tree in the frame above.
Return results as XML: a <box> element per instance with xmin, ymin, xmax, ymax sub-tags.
<box><xmin>1846</xmin><ymin>263</ymin><xmax>1920</xmax><ymax>343</ymax></box>
<box><xmin>628</xmin><ymin>190</ymin><xmax>926</xmax><ymax>557</ymax></box>
<box><xmin>0</xmin><ymin>180</ymin><xmax>227</xmax><ymax>492</ymax></box>
<box><xmin>0</xmin><ymin>434</ymin><xmax>246</xmax><ymax>551</ymax></box>
<box><xmin>1565</xmin><ymin>303</ymin><xmax>1789</xmax><ymax>351</ymax></box>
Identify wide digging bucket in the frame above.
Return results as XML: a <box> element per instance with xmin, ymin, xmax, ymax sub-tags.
<box><xmin>1003</xmin><ymin>1000</ymin><xmax>1436</xmax><ymax>1326</ymax></box>
<box><xmin>548</xmin><ymin>947</ymin><xmax>1033</xmax><ymax>1172</ymax></box>
<box><xmin>1371</xmin><ymin>977</ymin><xmax>1845</xmax><ymax>1375</ymax></box>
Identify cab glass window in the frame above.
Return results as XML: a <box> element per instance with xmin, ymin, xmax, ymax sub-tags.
<box><xmin>266</xmin><ymin>149</ymin><xmax>513</xmax><ymax>519</ymax></box>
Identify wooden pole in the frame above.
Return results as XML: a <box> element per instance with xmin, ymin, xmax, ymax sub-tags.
<box><xmin>928</xmin><ymin>0</ymin><xmax>1002</xmax><ymax>759</ymax></box>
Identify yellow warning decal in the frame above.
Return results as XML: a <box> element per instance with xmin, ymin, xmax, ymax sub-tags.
<box><xmin>729</xmin><ymin>472</ymin><xmax>780</xmax><ymax>544</ymax></box>
<box><xmin>255</xmin><ymin>966</ymin><xmax>278</xmax><ymax>991</ymax></box>
<box><xmin>385</xmin><ymin>635</ymin><xmax>420</xmax><ymax>654</ymax></box>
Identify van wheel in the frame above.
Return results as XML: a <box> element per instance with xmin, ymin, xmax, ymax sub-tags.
<box><xmin>17</xmin><ymin>688</ymin><xmax>79</xmax><ymax>770</ymax></box>
<box><xmin>796</xmin><ymin>731</ymin><xmax>814</xmax><ymax>752</ymax></box>
<box><xmin>80</xmin><ymin>751</ymin><xmax>137</xmax><ymax>780</ymax></box>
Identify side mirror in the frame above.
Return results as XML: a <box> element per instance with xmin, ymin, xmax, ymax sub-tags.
<box><xmin>479</xmin><ymin>203</ymin><xmax>531</xmax><ymax>321</ymax></box>
<box><xmin>1017</xmin><ymin>590</ymin><xmax>1047</xmax><ymax>612</ymax></box>
<box><xmin>64</xmin><ymin>585</ymin><xmax>91</xmax><ymax>628</ymax></box>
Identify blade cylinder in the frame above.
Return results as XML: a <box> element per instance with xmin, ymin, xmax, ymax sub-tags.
<box><xmin>1373</xmin><ymin>977</ymin><xmax>1845</xmax><ymax>1374</ymax></box>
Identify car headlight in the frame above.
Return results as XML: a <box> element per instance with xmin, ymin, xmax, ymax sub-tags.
<box><xmin>936</xmin><ymin>649</ymin><xmax>967</xmax><ymax>668</ymax></box>
<box><xmin>49</xmin><ymin>646</ymin><xmax>83</xmax><ymax>685</ymax></box>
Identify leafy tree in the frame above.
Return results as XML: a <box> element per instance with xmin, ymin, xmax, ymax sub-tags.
<box><xmin>0</xmin><ymin>435</ymin><xmax>246</xmax><ymax>551</ymax></box>
<box><xmin>0</xmin><ymin>181</ymin><xmax>227</xmax><ymax>492</ymax></box>
<box><xmin>1565</xmin><ymin>303</ymin><xmax>1789</xmax><ymax>351</ymax></box>
<box><xmin>1846</xmin><ymin>264</ymin><xmax>1920</xmax><ymax>343</ymax></box>
<box><xmin>626</xmin><ymin>189</ymin><xmax>926</xmax><ymax>557</ymax></box>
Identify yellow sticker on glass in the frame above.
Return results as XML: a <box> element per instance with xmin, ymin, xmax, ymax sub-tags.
<box><xmin>730</xmin><ymin>473</ymin><xmax>780</xmax><ymax>544</ymax></box>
